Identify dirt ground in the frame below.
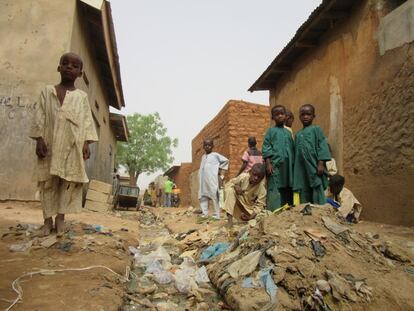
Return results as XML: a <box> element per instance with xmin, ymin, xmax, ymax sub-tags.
<box><xmin>0</xmin><ymin>201</ymin><xmax>139</xmax><ymax>311</ymax></box>
<box><xmin>2</xmin><ymin>203</ymin><xmax>414</xmax><ymax>311</ymax></box>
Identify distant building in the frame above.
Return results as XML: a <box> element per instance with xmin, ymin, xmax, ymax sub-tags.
<box><xmin>164</xmin><ymin>163</ymin><xmax>192</xmax><ymax>206</ymax></box>
<box><xmin>0</xmin><ymin>0</ymin><xmax>128</xmax><ymax>200</ymax></box>
<box><xmin>190</xmin><ymin>100</ymin><xmax>269</xmax><ymax>207</ymax></box>
<box><xmin>249</xmin><ymin>0</ymin><xmax>414</xmax><ymax>226</ymax></box>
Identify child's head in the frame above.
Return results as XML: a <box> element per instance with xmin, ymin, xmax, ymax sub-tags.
<box><xmin>247</xmin><ymin>137</ymin><xmax>257</xmax><ymax>148</ymax></box>
<box><xmin>203</xmin><ymin>138</ymin><xmax>214</xmax><ymax>154</ymax></box>
<box><xmin>271</xmin><ymin>105</ymin><xmax>286</xmax><ymax>127</ymax></box>
<box><xmin>285</xmin><ymin>109</ymin><xmax>294</xmax><ymax>127</ymax></box>
<box><xmin>329</xmin><ymin>174</ymin><xmax>345</xmax><ymax>196</ymax></box>
<box><xmin>58</xmin><ymin>52</ymin><xmax>83</xmax><ymax>83</ymax></box>
<box><xmin>249</xmin><ymin>163</ymin><xmax>266</xmax><ymax>185</ymax></box>
<box><xmin>299</xmin><ymin>104</ymin><xmax>315</xmax><ymax>127</ymax></box>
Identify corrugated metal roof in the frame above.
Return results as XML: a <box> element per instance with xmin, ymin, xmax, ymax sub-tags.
<box><xmin>249</xmin><ymin>0</ymin><xmax>360</xmax><ymax>92</ymax></box>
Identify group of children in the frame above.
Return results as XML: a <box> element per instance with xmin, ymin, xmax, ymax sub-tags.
<box><xmin>31</xmin><ymin>52</ymin><xmax>360</xmax><ymax>236</ymax></box>
<box><xmin>198</xmin><ymin>104</ymin><xmax>362</xmax><ymax>225</ymax></box>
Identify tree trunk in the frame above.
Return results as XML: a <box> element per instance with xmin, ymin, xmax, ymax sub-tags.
<box><xmin>129</xmin><ymin>169</ymin><xmax>137</xmax><ymax>186</ymax></box>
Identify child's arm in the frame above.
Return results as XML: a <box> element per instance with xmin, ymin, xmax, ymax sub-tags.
<box><xmin>82</xmin><ymin>96</ymin><xmax>98</xmax><ymax>160</ymax></box>
<box><xmin>30</xmin><ymin>90</ymin><xmax>47</xmax><ymax>158</ymax></box>
<box><xmin>316</xmin><ymin>127</ymin><xmax>331</xmax><ymax>176</ymax></box>
<box><xmin>265</xmin><ymin>158</ymin><xmax>273</xmax><ymax>176</ymax></box>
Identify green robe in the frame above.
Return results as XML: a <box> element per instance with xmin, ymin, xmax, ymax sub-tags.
<box><xmin>262</xmin><ymin>126</ymin><xmax>295</xmax><ymax>211</ymax></box>
<box><xmin>293</xmin><ymin>125</ymin><xmax>331</xmax><ymax>204</ymax></box>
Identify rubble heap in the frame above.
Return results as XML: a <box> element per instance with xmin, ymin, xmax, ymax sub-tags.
<box><xmin>203</xmin><ymin>205</ymin><xmax>414</xmax><ymax>311</ymax></box>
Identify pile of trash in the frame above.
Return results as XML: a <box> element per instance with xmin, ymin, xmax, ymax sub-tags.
<box><xmin>123</xmin><ymin>206</ymin><xmax>414</xmax><ymax>311</ymax></box>
<box><xmin>201</xmin><ymin>204</ymin><xmax>414</xmax><ymax>311</ymax></box>
<box><xmin>122</xmin><ymin>209</ymin><xmax>223</xmax><ymax>311</ymax></box>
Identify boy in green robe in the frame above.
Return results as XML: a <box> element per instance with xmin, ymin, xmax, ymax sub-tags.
<box><xmin>293</xmin><ymin>104</ymin><xmax>331</xmax><ymax>204</ymax></box>
<box><xmin>262</xmin><ymin>105</ymin><xmax>295</xmax><ymax>211</ymax></box>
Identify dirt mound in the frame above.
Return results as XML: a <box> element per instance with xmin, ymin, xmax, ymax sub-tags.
<box><xmin>201</xmin><ymin>204</ymin><xmax>414</xmax><ymax>311</ymax></box>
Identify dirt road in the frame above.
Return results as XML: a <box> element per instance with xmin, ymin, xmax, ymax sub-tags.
<box><xmin>2</xmin><ymin>203</ymin><xmax>414</xmax><ymax>311</ymax></box>
<box><xmin>0</xmin><ymin>202</ymin><xmax>139</xmax><ymax>311</ymax></box>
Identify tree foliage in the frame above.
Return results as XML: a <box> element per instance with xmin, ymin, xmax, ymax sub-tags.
<box><xmin>116</xmin><ymin>113</ymin><xmax>178</xmax><ymax>185</ymax></box>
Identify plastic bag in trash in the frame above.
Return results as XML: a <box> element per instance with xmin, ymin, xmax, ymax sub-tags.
<box><xmin>134</xmin><ymin>246</ymin><xmax>171</xmax><ymax>267</ymax></box>
<box><xmin>9</xmin><ymin>240</ymin><xmax>33</xmax><ymax>252</ymax></box>
<box><xmin>174</xmin><ymin>268</ymin><xmax>197</xmax><ymax>294</ymax></box>
<box><xmin>195</xmin><ymin>266</ymin><xmax>210</xmax><ymax>284</ymax></box>
<box><xmin>145</xmin><ymin>260</ymin><xmax>173</xmax><ymax>284</ymax></box>
<box><xmin>174</xmin><ymin>258</ymin><xmax>197</xmax><ymax>293</ymax></box>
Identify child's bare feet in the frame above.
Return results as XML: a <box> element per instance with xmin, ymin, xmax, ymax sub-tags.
<box><xmin>55</xmin><ymin>214</ymin><xmax>65</xmax><ymax>237</ymax></box>
<box><xmin>41</xmin><ymin>218</ymin><xmax>53</xmax><ymax>236</ymax></box>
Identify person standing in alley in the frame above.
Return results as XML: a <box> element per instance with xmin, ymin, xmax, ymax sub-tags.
<box><xmin>30</xmin><ymin>52</ymin><xmax>98</xmax><ymax>236</ymax></box>
<box><xmin>198</xmin><ymin>138</ymin><xmax>229</xmax><ymax>219</ymax></box>
<box><xmin>164</xmin><ymin>177</ymin><xmax>174</xmax><ymax>207</ymax></box>
<box><xmin>293</xmin><ymin>104</ymin><xmax>331</xmax><ymax>204</ymax></box>
<box><xmin>262</xmin><ymin>105</ymin><xmax>295</xmax><ymax>211</ymax></box>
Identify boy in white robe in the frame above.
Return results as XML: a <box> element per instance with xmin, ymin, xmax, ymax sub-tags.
<box><xmin>30</xmin><ymin>53</ymin><xmax>98</xmax><ymax>236</ymax></box>
<box><xmin>198</xmin><ymin>138</ymin><xmax>229</xmax><ymax>219</ymax></box>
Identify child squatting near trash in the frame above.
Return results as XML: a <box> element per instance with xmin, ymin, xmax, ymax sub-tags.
<box><xmin>30</xmin><ymin>52</ymin><xmax>98</xmax><ymax>236</ymax></box>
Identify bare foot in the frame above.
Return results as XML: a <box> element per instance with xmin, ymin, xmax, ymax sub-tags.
<box><xmin>41</xmin><ymin>218</ymin><xmax>53</xmax><ymax>236</ymax></box>
<box><xmin>55</xmin><ymin>214</ymin><xmax>65</xmax><ymax>237</ymax></box>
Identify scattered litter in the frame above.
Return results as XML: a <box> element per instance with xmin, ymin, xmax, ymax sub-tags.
<box><xmin>59</xmin><ymin>241</ymin><xmax>73</xmax><ymax>252</ymax></box>
<box><xmin>200</xmin><ymin>242</ymin><xmax>229</xmax><ymax>261</ymax></box>
<box><xmin>310</xmin><ymin>240</ymin><xmax>326</xmax><ymax>257</ymax></box>
<box><xmin>40</xmin><ymin>236</ymin><xmax>57</xmax><ymax>248</ymax></box>
<box><xmin>300</xmin><ymin>204</ymin><xmax>312</xmax><ymax>215</ymax></box>
<box><xmin>195</xmin><ymin>266</ymin><xmax>210</xmax><ymax>284</ymax></box>
<box><xmin>9</xmin><ymin>241</ymin><xmax>33</xmax><ymax>252</ymax></box>
<box><xmin>227</xmin><ymin>250</ymin><xmax>262</xmax><ymax>278</ymax></box>
<box><xmin>145</xmin><ymin>260</ymin><xmax>173</xmax><ymax>284</ymax></box>
<box><xmin>322</xmin><ymin>216</ymin><xmax>349</xmax><ymax>235</ymax></box>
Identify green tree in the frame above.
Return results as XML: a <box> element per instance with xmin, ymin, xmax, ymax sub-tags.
<box><xmin>116</xmin><ymin>113</ymin><xmax>178</xmax><ymax>185</ymax></box>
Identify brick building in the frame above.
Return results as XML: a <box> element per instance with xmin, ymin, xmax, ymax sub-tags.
<box><xmin>190</xmin><ymin>100</ymin><xmax>269</xmax><ymax>207</ymax></box>
<box><xmin>164</xmin><ymin>162</ymin><xmax>192</xmax><ymax>206</ymax></box>
<box><xmin>0</xmin><ymin>0</ymin><xmax>128</xmax><ymax>200</ymax></box>
<box><xmin>249</xmin><ymin>0</ymin><xmax>414</xmax><ymax>226</ymax></box>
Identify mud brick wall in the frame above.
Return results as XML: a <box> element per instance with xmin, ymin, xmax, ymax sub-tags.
<box><xmin>169</xmin><ymin>163</ymin><xmax>192</xmax><ymax>207</ymax></box>
<box><xmin>190</xmin><ymin>100</ymin><xmax>270</xmax><ymax>207</ymax></box>
<box><xmin>267</xmin><ymin>1</ymin><xmax>414</xmax><ymax>226</ymax></box>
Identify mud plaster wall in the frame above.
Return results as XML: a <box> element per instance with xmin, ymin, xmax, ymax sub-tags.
<box><xmin>268</xmin><ymin>0</ymin><xmax>414</xmax><ymax>226</ymax></box>
<box><xmin>0</xmin><ymin>0</ymin><xmax>120</xmax><ymax>201</ymax></box>
<box><xmin>71</xmin><ymin>2</ymin><xmax>117</xmax><ymax>184</ymax></box>
<box><xmin>0</xmin><ymin>0</ymin><xmax>75</xmax><ymax>200</ymax></box>
<box><xmin>190</xmin><ymin>100</ymin><xmax>269</xmax><ymax>208</ymax></box>
<box><xmin>168</xmin><ymin>163</ymin><xmax>192</xmax><ymax>206</ymax></box>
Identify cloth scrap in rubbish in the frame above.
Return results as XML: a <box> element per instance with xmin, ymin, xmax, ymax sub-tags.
<box><xmin>227</xmin><ymin>250</ymin><xmax>261</xmax><ymax>278</ymax></box>
<box><xmin>200</xmin><ymin>242</ymin><xmax>229</xmax><ymax>261</ymax></box>
<box><xmin>241</xmin><ymin>267</ymin><xmax>278</xmax><ymax>303</ymax></box>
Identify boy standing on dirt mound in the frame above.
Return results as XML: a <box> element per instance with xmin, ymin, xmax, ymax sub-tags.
<box><xmin>30</xmin><ymin>52</ymin><xmax>98</xmax><ymax>236</ymax></box>
<box><xmin>293</xmin><ymin>104</ymin><xmax>331</xmax><ymax>204</ymax></box>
